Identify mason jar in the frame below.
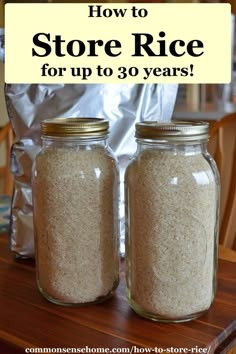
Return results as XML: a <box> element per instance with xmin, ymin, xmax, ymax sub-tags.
<box><xmin>32</xmin><ymin>118</ymin><xmax>119</xmax><ymax>306</ymax></box>
<box><xmin>125</xmin><ymin>121</ymin><xmax>219</xmax><ymax>322</ymax></box>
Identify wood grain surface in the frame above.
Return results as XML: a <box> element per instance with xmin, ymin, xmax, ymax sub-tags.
<box><xmin>0</xmin><ymin>233</ymin><xmax>235</xmax><ymax>354</ymax></box>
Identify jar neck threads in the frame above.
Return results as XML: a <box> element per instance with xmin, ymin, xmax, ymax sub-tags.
<box><xmin>135</xmin><ymin>140</ymin><xmax>208</xmax><ymax>156</ymax></box>
<box><xmin>42</xmin><ymin>135</ymin><xmax>108</xmax><ymax>148</ymax></box>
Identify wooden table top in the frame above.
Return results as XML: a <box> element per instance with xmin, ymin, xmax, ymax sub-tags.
<box><xmin>0</xmin><ymin>232</ymin><xmax>235</xmax><ymax>354</ymax></box>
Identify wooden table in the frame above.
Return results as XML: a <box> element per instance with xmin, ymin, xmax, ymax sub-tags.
<box><xmin>0</xmin><ymin>232</ymin><xmax>235</xmax><ymax>354</ymax></box>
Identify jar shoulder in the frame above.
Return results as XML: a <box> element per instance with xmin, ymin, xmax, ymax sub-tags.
<box><xmin>35</xmin><ymin>145</ymin><xmax>117</xmax><ymax>164</ymax></box>
<box><xmin>125</xmin><ymin>149</ymin><xmax>219</xmax><ymax>187</ymax></box>
<box><xmin>33</xmin><ymin>145</ymin><xmax>119</xmax><ymax>180</ymax></box>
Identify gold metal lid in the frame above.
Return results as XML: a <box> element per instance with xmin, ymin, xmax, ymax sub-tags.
<box><xmin>41</xmin><ymin>118</ymin><xmax>109</xmax><ymax>138</ymax></box>
<box><xmin>135</xmin><ymin>121</ymin><xmax>209</xmax><ymax>142</ymax></box>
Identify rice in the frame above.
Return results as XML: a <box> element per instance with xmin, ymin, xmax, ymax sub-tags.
<box><xmin>125</xmin><ymin>148</ymin><xmax>217</xmax><ymax>320</ymax></box>
<box><xmin>33</xmin><ymin>145</ymin><xmax>119</xmax><ymax>305</ymax></box>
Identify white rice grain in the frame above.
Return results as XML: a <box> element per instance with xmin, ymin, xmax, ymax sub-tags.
<box><xmin>33</xmin><ymin>145</ymin><xmax>119</xmax><ymax>304</ymax></box>
<box><xmin>125</xmin><ymin>148</ymin><xmax>217</xmax><ymax>319</ymax></box>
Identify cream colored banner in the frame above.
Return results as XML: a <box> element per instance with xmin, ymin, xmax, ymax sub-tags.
<box><xmin>5</xmin><ymin>3</ymin><xmax>231</xmax><ymax>84</ymax></box>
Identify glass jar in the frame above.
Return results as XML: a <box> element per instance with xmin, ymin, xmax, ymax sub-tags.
<box><xmin>32</xmin><ymin>118</ymin><xmax>119</xmax><ymax>306</ymax></box>
<box><xmin>125</xmin><ymin>121</ymin><xmax>219</xmax><ymax>322</ymax></box>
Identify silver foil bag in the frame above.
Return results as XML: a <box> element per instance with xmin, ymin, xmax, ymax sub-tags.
<box><xmin>5</xmin><ymin>83</ymin><xmax>178</xmax><ymax>257</ymax></box>
<box><xmin>0</xmin><ymin>29</ymin><xmax>4</xmax><ymax>62</ymax></box>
